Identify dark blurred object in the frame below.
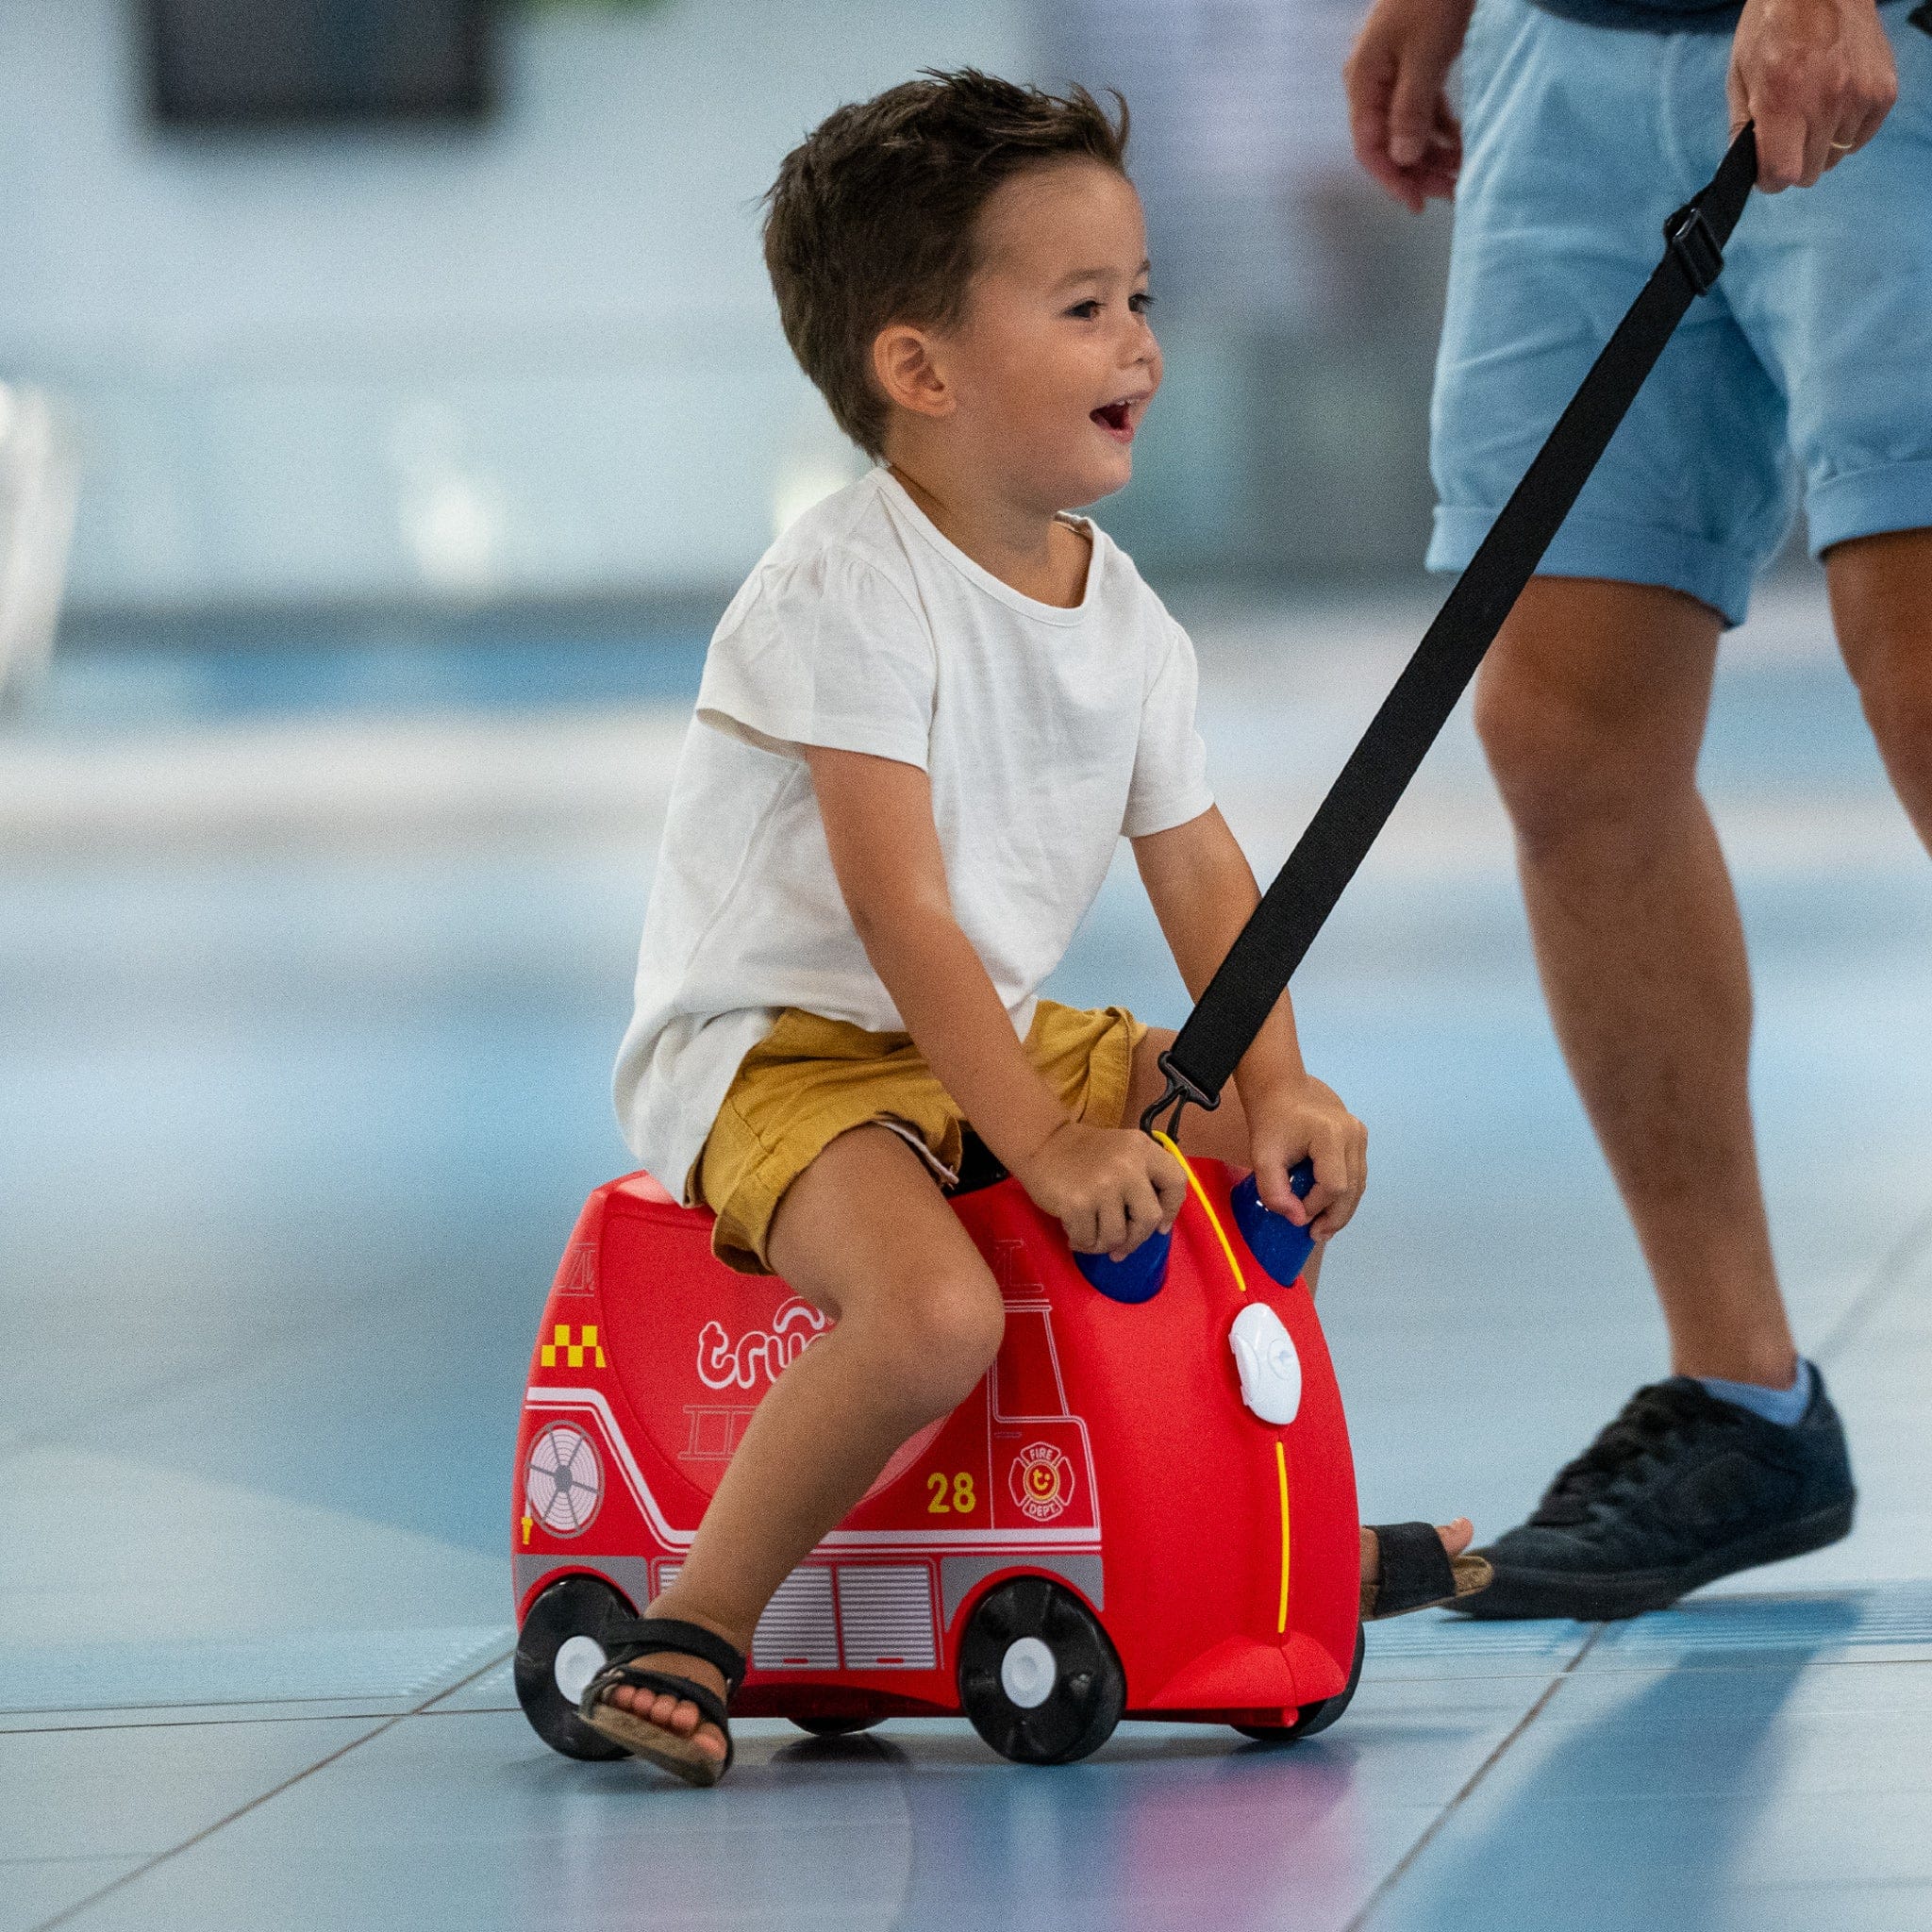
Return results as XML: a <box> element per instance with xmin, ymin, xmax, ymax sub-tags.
<box><xmin>146</xmin><ymin>0</ymin><xmax>495</xmax><ymax>129</ymax></box>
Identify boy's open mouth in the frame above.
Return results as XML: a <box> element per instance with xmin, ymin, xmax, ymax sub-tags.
<box><xmin>1091</xmin><ymin>399</ymin><xmax>1135</xmax><ymax>439</ymax></box>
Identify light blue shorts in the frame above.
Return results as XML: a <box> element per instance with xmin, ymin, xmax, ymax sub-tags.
<box><xmin>1428</xmin><ymin>0</ymin><xmax>1932</xmax><ymax>625</ymax></box>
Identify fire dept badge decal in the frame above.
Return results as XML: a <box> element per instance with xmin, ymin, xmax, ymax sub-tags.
<box><xmin>1009</xmin><ymin>1441</ymin><xmax>1074</xmax><ymax>1522</ymax></box>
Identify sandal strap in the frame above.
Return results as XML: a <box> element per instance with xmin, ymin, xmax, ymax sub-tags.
<box><xmin>605</xmin><ymin>1616</ymin><xmax>748</xmax><ymax>1694</ymax></box>
<box><xmin>1364</xmin><ymin>1521</ymin><xmax>1457</xmax><ymax>1619</ymax></box>
<box><xmin>581</xmin><ymin>1663</ymin><xmax>733</xmax><ymax>1741</ymax></box>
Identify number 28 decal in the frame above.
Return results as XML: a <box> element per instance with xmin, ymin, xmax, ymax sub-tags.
<box><xmin>926</xmin><ymin>1471</ymin><xmax>978</xmax><ymax>1513</ymax></box>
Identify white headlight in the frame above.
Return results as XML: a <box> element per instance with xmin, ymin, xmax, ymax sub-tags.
<box><xmin>1229</xmin><ymin>1303</ymin><xmax>1302</xmax><ymax>1424</ymax></box>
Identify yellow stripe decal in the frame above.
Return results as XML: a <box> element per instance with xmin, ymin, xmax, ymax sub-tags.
<box><xmin>1275</xmin><ymin>1440</ymin><xmax>1291</xmax><ymax>1633</ymax></box>
<box><xmin>1150</xmin><ymin>1129</ymin><xmax>1248</xmax><ymax>1295</ymax></box>
<box><xmin>1150</xmin><ymin>1128</ymin><xmax>1288</xmax><ymax>1628</ymax></box>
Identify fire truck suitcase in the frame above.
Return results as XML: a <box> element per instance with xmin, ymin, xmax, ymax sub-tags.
<box><xmin>512</xmin><ymin>1158</ymin><xmax>1360</xmax><ymax>1765</ymax></box>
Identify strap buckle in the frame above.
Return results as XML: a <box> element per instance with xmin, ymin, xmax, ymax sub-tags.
<box><xmin>1664</xmin><ymin>201</ymin><xmax>1724</xmax><ymax>297</ymax></box>
<box><xmin>1138</xmin><ymin>1048</ymin><xmax>1220</xmax><ymax>1140</ymax></box>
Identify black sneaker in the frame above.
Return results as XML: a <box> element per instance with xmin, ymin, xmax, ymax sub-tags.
<box><xmin>1461</xmin><ymin>1367</ymin><xmax>1856</xmax><ymax>1620</ymax></box>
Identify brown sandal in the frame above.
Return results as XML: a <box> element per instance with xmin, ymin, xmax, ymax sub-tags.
<box><xmin>1360</xmin><ymin>1522</ymin><xmax>1492</xmax><ymax>1620</ymax></box>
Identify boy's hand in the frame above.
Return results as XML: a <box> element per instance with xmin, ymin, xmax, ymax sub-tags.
<box><xmin>1244</xmin><ymin>1074</ymin><xmax>1368</xmax><ymax>1241</ymax></box>
<box><xmin>1012</xmin><ymin>1121</ymin><xmax>1189</xmax><ymax>1261</ymax></box>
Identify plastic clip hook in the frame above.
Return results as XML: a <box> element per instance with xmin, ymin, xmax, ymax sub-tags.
<box><xmin>1137</xmin><ymin>1048</ymin><xmax>1219</xmax><ymax>1141</ymax></box>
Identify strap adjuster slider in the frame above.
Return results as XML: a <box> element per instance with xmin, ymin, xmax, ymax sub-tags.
<box><xmin>1665</xmin><ymin>203</ymin><xmax>1724</xmax><ymax>297</ymax></box>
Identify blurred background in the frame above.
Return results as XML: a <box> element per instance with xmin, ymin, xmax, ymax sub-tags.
<box><xmin>5</xmin><ymin>0</ymin><xmax>1438</xmax><ymax>639</ymax></box>
<box><xmin>6</xmin><ymin>8</ymin><xmax>1932</xmax><ymax>1929</ymax></box>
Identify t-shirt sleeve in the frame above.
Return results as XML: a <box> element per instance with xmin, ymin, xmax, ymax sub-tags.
<box><xmin>693</xmin><ymin>549</ymin><xmax>935</xmax><ymax>769</ymax></box>
<box><xmin>1122</xmin><ymin>616</ymin><xmax>1214</xmax><ymax>838</ymax></box>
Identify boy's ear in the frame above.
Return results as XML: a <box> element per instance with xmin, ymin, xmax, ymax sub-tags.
<box><xmin>872</xmin><ymin>324</ymin><xmax>955</xmax><ymax>424</ymax></box>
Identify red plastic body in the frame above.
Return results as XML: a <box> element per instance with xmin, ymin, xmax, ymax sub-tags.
<box><xmin>512</xmin><ymin>1159</ymin><xmax>1360</xmax><ymax>1729</ymax></box>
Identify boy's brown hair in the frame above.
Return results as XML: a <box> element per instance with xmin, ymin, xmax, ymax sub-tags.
<box><xmin>763</xmin><ymin>69</ymin><xmax>1130</xmax><ymax>458</ymax></box>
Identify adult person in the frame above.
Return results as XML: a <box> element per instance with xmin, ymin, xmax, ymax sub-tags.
<box><xmin>1344</xmin><ymin>0</ymin><xmax>1925</xmax><ymax>1616</ymax></box>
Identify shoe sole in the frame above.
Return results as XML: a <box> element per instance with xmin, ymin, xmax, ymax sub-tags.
<box><xmin>582</xmin><ymin>1699</ymin><xmax>730</xmax><ymax>1786</ymax></box>
<box><xmin>1459</xmin><ymin>1495</ymin><xmax>1856</xmax><ymax>1622</ymax></box>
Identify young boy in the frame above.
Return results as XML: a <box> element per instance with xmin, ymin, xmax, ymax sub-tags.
<box><xmin>595</xmin><ymin>70</ymin><xmax>1480</xmax><ymax>1785</ymax></box>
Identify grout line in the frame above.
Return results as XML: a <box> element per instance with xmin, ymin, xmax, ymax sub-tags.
<box><xmin>3</xmin><ymin>1704</ymin><xmax>417</xmax><ymax>1737</ymax></box>
<box><xmin>3</xmin><ymin>1702</ymin><xmax>525</xmax><ymax>1740</ymax></box>
<box><xmin>1342</xmin><ymin>1624</ymin><xmax>1605</xmax><ymax>1932</ymax></box>
<box><xmin>1811</xmin><ymin>1195</ymin><xmax>1932</xmax><ymax>1369</ymax></box>
<box><xmin>413</xmin><ymin>1656</ymin><xmax>512</xmax><ymax>1717</ymax></box>
<box><xmin>29</xmin><ymin>1646</ymin><xmax>513</xmax><ymax>1932</ymax></box>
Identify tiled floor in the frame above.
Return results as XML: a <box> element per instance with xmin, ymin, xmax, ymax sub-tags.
<box><xmin>5</xmin><ymin>578</ymin><xmax>1931</xmax><ymax>1929</ymax></box>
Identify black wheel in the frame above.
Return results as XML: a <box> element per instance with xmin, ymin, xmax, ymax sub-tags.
<box><xmin>789</xmin><ymin>1714</ymin><xmax>883</xmax><ymax>1738</ymax></box>
<box><xmin>514</xmin><ymin>1574</ymin><xmax>639</xmax><ymax>1761</ymax></box>
<box><xmin>1233</xmin><ymin>1624</ymin><xmax>1365</xmax><ymax>1744</ymax></box>
<box><xmin>957</xmin><ymin>1576</ymin><xmax>1125</xmax><ymax>1765</ymax></box>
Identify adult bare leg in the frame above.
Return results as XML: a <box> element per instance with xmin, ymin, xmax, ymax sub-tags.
<box><xmin>1474</xmin><ymin>575</ymin><xmax>1795</xmax><ymax>1387</ymax></box>
<box><xmin>1829</xmin><ymin>528</ymin><xmax>1932</xmax><ymax>841</ymax></box>
<box><xmin>1464</xmin><ymin>575</ymin><xmax>1856</xmax><ymax>1619</ymax></box>
<box><xmin>603</xmin><ymin>1125</ymin><xmax>1005</xmax><ymax>1766</ymax></box>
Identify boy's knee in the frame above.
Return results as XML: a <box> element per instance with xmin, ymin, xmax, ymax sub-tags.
<box><xmin>876</xmin><ymin>1271</ymin><xmax>1005</xmax><ymax>1417</ymax></box>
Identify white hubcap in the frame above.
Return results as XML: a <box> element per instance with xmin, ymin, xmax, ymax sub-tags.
<box><xmin>554</xmin><ymin>1633</ymin><xmax>608</xmax><ymax>1705</ymax></box>
<box><xmin>1000</xmin><ymin>1636</ymin><xmax>1058</xmax><ymax>1709</ymax></box>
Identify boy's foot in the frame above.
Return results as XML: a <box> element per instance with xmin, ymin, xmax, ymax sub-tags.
<box><xmin>1359</xmin><ymin>1518</ymin><xmax>1491</xmax><ymax>1618</ymax></box>
<box><xmin>1359</xmin><ymin>1517</ymin><xmax>1473</xmax><ymax>1583</ymax></box>
<box><xmin>579</xmin><ymin>1614</ymin><xmax>746</xmax><ymax>1783</ymax></box>
<box><xmin>1460</xmin><ymin>1369</ymin><xmax>1856</xmax><ymax>1621</ymax></box>
<box><xmin>601</xmin><ymin>1649</ymin><xmax>730</xmax><ymax>1771</ymax></box>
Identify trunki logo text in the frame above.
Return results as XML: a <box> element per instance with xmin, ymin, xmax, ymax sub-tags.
<box><xmin>697</xmin><ymin>1297</ymin><xmax>829</xmax><ymax>1391</ymax></box>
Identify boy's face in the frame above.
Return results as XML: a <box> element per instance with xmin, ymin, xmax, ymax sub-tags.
<box><xmin>924</xmin><ymin>159</ymin><xmax>1160</xmax><ymax>509</ymax></box>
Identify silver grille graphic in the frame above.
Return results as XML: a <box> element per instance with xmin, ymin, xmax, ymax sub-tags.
<box><xmin>752</xmin><ymin>1567</ymin><xmax>840</xmax><ymax>1669</ymax></box>
<box><xmin>837</xmin><ymin>1564</ymin><xmax>937</xmax><ymax>1670</ymax></box>
<box><xmin>655</xmin><ymin>1561</ymin><xmax>934</xmax><ymax>1671</ymax></box>
<box><xmin>657</xmin><ymin>1563</ymin><xmax>840</xmax><ymax>1670</ymax></box>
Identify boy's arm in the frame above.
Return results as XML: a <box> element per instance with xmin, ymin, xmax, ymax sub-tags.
<box><xmin>1131</xmin><ymin>806</ymin><xmax>1368</xmax><ymax>1239</ymax></box>
<box><xmin>806</xmin><ymin>744</ymin><xmax>1185</xmax><ymax>1257</ymax></box>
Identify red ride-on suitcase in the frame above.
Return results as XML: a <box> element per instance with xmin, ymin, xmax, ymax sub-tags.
<box><xmin>511</xmin><ymin>1152</ymin><xmax>1362</xmax><ymax>1765</ymax></box>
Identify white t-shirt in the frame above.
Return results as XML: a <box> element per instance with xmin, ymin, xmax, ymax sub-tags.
<box><xmin>612</xmin><ymin>467</ymin><xmax>1214</xmax><ymax>1194</ymax></box>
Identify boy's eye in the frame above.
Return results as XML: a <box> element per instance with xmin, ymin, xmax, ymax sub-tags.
<box><xmin>1064</xmin><ymin>292</ymin><xmax>1156</xmax><ymax>320</ymax></box>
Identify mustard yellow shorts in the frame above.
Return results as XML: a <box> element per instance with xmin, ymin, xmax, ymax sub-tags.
<box><xmin>690</xmin><ymin>999</ymin><xmax>1147</xmax><ymax>1275</ymax></box>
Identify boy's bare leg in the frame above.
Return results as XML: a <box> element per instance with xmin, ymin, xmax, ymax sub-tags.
<box><xmin>605</xmin><ymin>1124</ymin><xmax>1005</xmax><ymax>1764</ymax></box>
<box><xmin>1473</xmin><ymin>576</ymin><xmax>1795</xmax><ymax>1386</ymax></box>
<box><xmin>1122</xmin><ymin>1025</ymin><xmax>1474</xmax><ymax>1578</ymax></box>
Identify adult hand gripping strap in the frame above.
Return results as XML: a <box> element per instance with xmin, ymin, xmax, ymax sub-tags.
<box><xmin>1142</xmin><ymin>125</ymin><xmax>1759</xmax><ymax>1137</ymax></box>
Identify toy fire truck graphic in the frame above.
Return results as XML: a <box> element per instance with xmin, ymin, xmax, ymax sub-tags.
<box><xmin>512</xmin><ymin>1158</ymin><xmax>1362</xmax><ymax>1765</ymax></box>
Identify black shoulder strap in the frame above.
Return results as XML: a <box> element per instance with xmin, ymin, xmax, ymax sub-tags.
<box><xmin>1143</xmin><ymin>125</ymin><xmax>1759</xmax><ymax>1135</ymax></box>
